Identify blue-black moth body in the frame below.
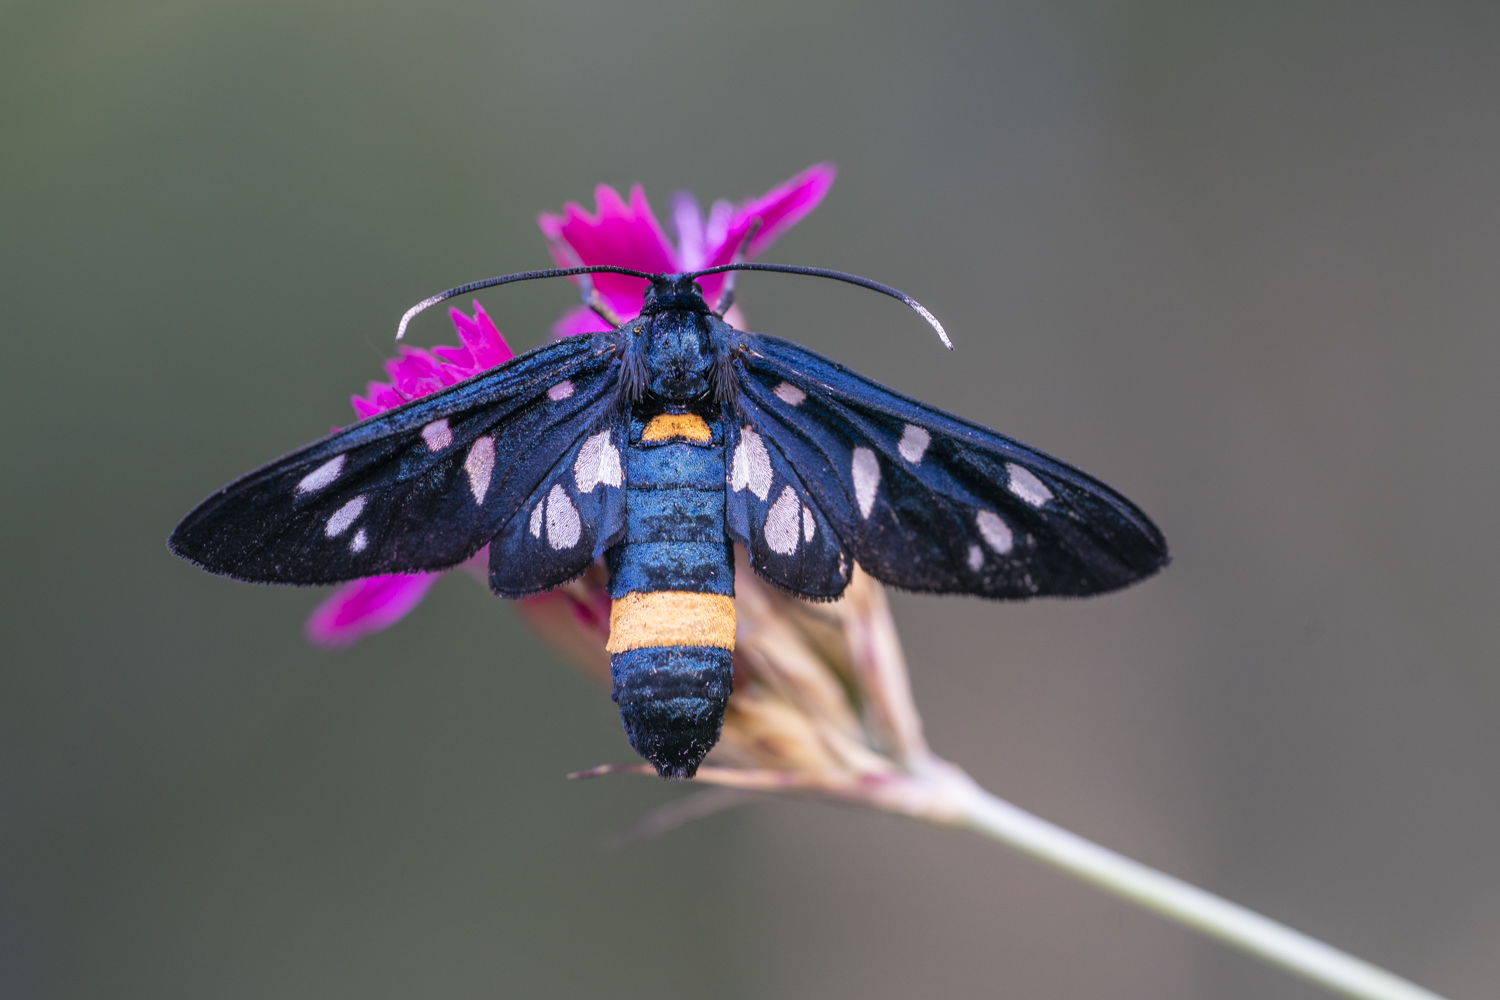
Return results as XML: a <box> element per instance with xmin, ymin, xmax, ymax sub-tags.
<box><xmin>170</xmin><ymin>269</ymin><xmax>1168</xmax><ymax>778</ymax></box>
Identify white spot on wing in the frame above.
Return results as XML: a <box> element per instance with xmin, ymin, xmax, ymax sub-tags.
<box><xmin>574</xmin><ymin>430</ymin><xmax>622</xmax><ymax>493</ymax></box>
<box><xmin>764</xmin><ymin>486</ymin><xmax>801</xmax><ymax>555</ymax></box>
<box><xmin>898</xmin><ymin>424</ymin><xmax>930</xmax><ymax>464</ymax></box>
<box><xmin>297</xmin><ymin>455</ymin><xmax>344</xmax><ymax>494</ymax></box>
<box><xmin>730</xmin><ymin>427</ymin><xmax>772</xmax><ymax>501</ymax></box>
<box><xmin>802</xmin><ymin>503</ymin><xmax>816</xmax><ymax>542</ymax></box>
<box><xmin>548</xmin><ymin>380</ymin><xmax>575</xmax><ymax>401</ymax></box>
<box><xmin>545</xmin><ymin>483</ymin><xmax>581</xmax><ymax>550</ymax></box>
<box><xmin>967</xmin><ymin>543</ymin><xmax>983</xmax><ymax>571</ymax></box>
<box><xmin>773</xmin><ymin>382</ymin><xmax>807</xmax><ymax>406</ymax></box>
<box><xmin>730</xmin><ymin>442</ymin><xmax>746</xmax><ymax>489</ymax></box>
<box><xmin>529</xmin><ymin>501</ymin><xmax>543</xmax><ymax>538</ymax></box>
<box><xmin>350</xmin><ymin>528</ymin><xmax>368</xmax><ymax>553</ymax></box>
<box><xmin>421</xmin><ymin>419</ymin><xmax>452</xmax><ymax>451</ymax></box>
<box><xmin>976</xmin><ymin>510</ymin><xmax>1013</xmax><ymax>554</ymax></box>
<box><xmin>325</xmin><ymin>495</ymin><xmax>366</xmax><ymax>537</ymax></box>
<box><xmin>465</xmin><ymin>437</ymin><xmax>495</xmax><ymax>504</ymax></box>
<box><xmin>852</xmin><ymin>447</ymin><xmax>880</xmax><ymax>519</ymax></box>
<box><xmin>1006</xmin><ymin>463</ymin><xmax>1052</xmax><ymax>507</ymax></box>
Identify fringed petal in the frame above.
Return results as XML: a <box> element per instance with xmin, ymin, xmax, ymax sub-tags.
<box><xmin>696</xmin><ymin>163</ymin><xmax>838</xmax><ymax>305</ymax></box>
<box><xmin>672</xmin><ymin>192</ymin><xmax>707</xmax><ymax>271</ymax></box>
<box><xmin>305</xmin><ymin>574</ymin><xmax>440</xmax><ymax>649</ymax></box>
<box><xmin>538</xmin><ymin>183</ymin><xmax>680</xmax><ymax>321</ymax></box>
<box><xmin>552</xmin><ymin>303</ymin><xmax>616</xmax><ymax>339</ymax></box>
<box><xmin>351</xmin><ymin>304</ymin><xmax>515</xmax><ymax>421</ymax></box>
<box><xmin>446</xmin><ymin>301</ymin><xmax>512</xmax><ymax>371</ymax></box>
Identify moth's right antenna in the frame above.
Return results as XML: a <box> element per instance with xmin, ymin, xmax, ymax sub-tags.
<box><xmin>690</xmin><ymin>262</ymin><xmax>953</xmax><ymax>349</ymax></box>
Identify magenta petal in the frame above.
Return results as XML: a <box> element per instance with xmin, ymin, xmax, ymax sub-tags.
<box><xmin>739</xmin><ymin>162</ymin><xmax>837</xmax><ymax>257</ymax></box>
<box><xmin>350</xmin><ymin>395</ymin><xmax>381</xmax><ymax>420</ymax></box>
<box><xmin>436</xmin><ymin>361</ymin><xmax>473</xmax><ymax>384</ymax></box>
<box><xmin>347</xmin><ymin>303</ymin><xmax>514</xmax><ymax>423</ymax></box>
<box><xmin>372</xmin><ymin>385</ymin><xmax>406</xmax><ymax>410</ymax></box>
<box><xmin>353</xmin><ymin>382</ymin><xmax>406</xmax><ymax>418</ymax></box>
<box><xmin>699</xmin><ymin>162</ymin><xmax>839</xmax><ymax>303</ymax></box>
<box><xmin>705</xmin><ymin>199</ymin><xmax>734</xmax><ymax>254</ymax></box>
<box><xmin>541</xmin><ymin>184</ymin><xmax>679</xmax><ymax>271</ymax></box>
<box><xmin>432</xmin><ymin>344</ymin><xmax>476</xmax><ymax>370</ymax></box>
<box><xmin>448</xmin><ymin>301</ymin><xmax>513</xmax><ymax>370</ymax></box>
<box><xmin>305</xmin><ymin>573</ymin><xmax>441</xmax><ymax>649</ymax></box>
<box><xmin>672</xmin><ymin>192</ymin><xmax>706</xmax><ymax>271</ymax></box>
<box><xmin>538</xmin><ymin>183</ymin><xmax>681</xmax><ymax>321</ymax></box>
<box><xmin>552</xmin><ymin>303</ymin><xmax>616</xmax><ymax>339</ymax></box>
<box><xmin>471</xmin><ymin>303</ymin><xmax>513</xmax><ymax>367</ymax></box>
<box><xmin>386</xmin><ymin>347</ymin><xmax>452</xmax><ymax>396</ymax></box>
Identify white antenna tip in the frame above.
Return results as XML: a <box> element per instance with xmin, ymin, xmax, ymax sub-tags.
<box><xmin>911</xmin><ymin>302</ymin><xmax>953</xmax><ymax>349</ymax></box>
<box><xmin>396</xmin><ymin>295</ymin><xmax>444</xmax><ymax>341</ymax></box>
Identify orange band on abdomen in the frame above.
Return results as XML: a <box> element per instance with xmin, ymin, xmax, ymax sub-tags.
<box><xmin>606</xmin><ymin>591</ymin><xmax>737</xmax><ymax>653</ymax></box>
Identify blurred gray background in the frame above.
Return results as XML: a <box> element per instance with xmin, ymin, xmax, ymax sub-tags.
<box><xmin>3</xmin><ymin>1</ymin><xmax>1497</xmax><ymax>997</ymax></box>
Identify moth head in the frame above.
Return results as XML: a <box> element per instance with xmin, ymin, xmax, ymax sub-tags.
<box><xmin>639</xmin><ymin>273</ymin><xmax>711</xmax><ymax>317</ymax></box>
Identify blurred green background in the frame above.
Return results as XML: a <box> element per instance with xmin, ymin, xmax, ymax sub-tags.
<box><xmin>4</xmin><ymin>1</ymin><xmax>1498</xmax><ymax>997</ymax></box>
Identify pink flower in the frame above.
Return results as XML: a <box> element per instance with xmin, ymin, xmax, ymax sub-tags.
<box><xmin>305</xmin><ymin>572</ymin><xmax>439</xmax><ymax>648</ymax></box>
<box><xmin>540</xmin><ymin>162</ymin><xmax>837</xmax><ymax>336</ymax></box>
<box><xmin>306</xmin><ymin>164</ymin><xmax>838</xmax><ymax>648</ymax></box>
<box><xmin>349</xmin><ymin>301</ymin><xmax>514</xmax><ymax>419</ymax></box>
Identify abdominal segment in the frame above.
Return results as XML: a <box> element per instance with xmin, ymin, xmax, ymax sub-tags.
<box><xmin>606</xmin><ymin>412</ymin><xmax>736</xmax><ymax>778</ymax></box>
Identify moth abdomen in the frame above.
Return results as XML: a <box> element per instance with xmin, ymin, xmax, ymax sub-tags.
<box><xmin>610</xmin><ymin>646</ymin><xmax>734</xmax><ymax>780</ymax></box>
<box><xmin>601</xmin><ymin>410</ymin><xmax>737</xmax><ymax>777</ymax></box>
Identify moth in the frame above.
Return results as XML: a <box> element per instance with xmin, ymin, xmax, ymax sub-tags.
<box><xmin>170</xmin><ymin>263</ymin><xmax>1169</xmax><ymax>778</ymax></box>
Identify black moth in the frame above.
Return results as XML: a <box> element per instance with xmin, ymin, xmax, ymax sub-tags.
<box><xmin>170</xmin><ymin>262</ymin><xmax>1168</xmax><ymax>778</ymax></box>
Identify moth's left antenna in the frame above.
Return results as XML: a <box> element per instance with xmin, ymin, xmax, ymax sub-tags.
<box><xmin>395</xmin><ymin>265</ymin><xmax>657</xmax><ymax>340</ymax></box>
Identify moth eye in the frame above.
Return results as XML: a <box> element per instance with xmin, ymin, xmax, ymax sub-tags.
<box><xmin>1006</xmin><ymin>463</ymin><xmax>1052</xmax><ymax>507</ymax></box>
<box><xmin>851</xmin><ymin>448</ymin><xmax>880</xmax><ymax>518</ymax></box>
<box><xmin>772</xmin><ymin>382</ymin><xmax>806</xmax><ymax>406</ymax></box>
<box><xmin>297</xmin><ymin>455</ymin><xmax>345</xmax><ymax>494</ymax></box>
<box><xmin>897</xmin><ymin>424</ymin><xmax>930</xmax><ymax>464</ymax></box>
<box><xmin>976</xmin><ymin>509</ymin><xmax>1013</xmax><ymax>554</ymax></box>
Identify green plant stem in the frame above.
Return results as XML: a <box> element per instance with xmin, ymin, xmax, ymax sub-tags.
<box><xmin>577</xmin><ymin>760</ymin><xmax>1450</xmax><ymax>1000</ymax></box>
<box><xmin>937</xmin><ymin>766</ymin><xmax>1447</xmax><ymax>1000</ymax></box>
